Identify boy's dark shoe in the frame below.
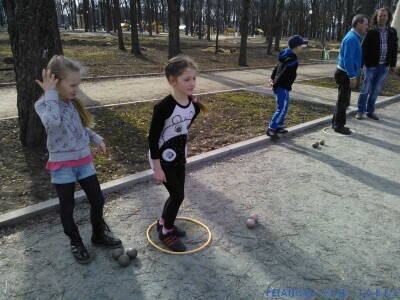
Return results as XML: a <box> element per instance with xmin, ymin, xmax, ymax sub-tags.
<box><xmin>334</xmin><ymin>126</ymin><xmax>352</xmax><ymax>135</ymax></box>
<box><xmin>156</xmin><ymin>221</ymin><xmax>186</xmax><ymax>237</ymax></box>
<box><xmin>266</xmin><ymin>128</ymin><xmax>280</xmax><ymax>141</ymax></box>
<box><xmin>91</xmin><ymin>222</ymin><xmax>122</xmax><ymax>249</ymax></box>
<box><xmin>367</xmin><ymin>113</ymin><xmax>379</xmax><ymax>120</ymax></box>
<box><xmin>159</xmin><ymin>231</ymin><xmax>186</xmax><ymax>252</ymax></box>
<box><xmin>276</xmin><ymin>128</ymin><xmax>288</xmax><ymax>134</ymax></box>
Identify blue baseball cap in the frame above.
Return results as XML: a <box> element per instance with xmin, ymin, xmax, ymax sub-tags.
<box><xmin>288</xmin><ymin>35</ymin><xmax>308</xmax><ymax>49</ymax></box>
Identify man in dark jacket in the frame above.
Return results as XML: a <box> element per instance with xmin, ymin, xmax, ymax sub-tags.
<box><xmin>356</xmin><ymin>7</ymin><xmax>398</xmax><ymax>120</ymax></box>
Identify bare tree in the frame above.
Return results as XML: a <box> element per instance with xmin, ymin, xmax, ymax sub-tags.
<box><xmin>238</xmin><ymin>0</ymin><xmax>250</xmax><ymax>66</ymax></box>
<box><xmin>113</xmin><ymin>0</ymin><xmax>125</xmax><ymax>50</ymax></box>
<box><xmin>167</xmin><ymin>0</ymin><xmax>181</xmax><ymax>58</ymax></box>
<box><xmin>130</xmin><ymin>0</ymin><xmax>142</xmax><ymax>55</ymax></box>
<box><xmin>206</xmin><ymin>0</ymin><xmax>211</xmax><ymax>40</ymax></box>
<box><xmin>3</xmin><ymin>0</ymin><xmax>63</xmax><ymax>147</ymax></box>
<box><xmin>215</xmin><ymin>0</ymin><xmax>222</xmax><ymax>54</ymax></box>
<box><xmin>105</xmin><ymin>0</ymin><xmax>114</xmax><ymax>32</ymax></box>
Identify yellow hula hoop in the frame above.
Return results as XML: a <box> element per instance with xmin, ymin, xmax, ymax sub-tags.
<box><xmin>146</xmin><ymin>217</ymin><xmax>212</xmax><ymax>255</ymax></box>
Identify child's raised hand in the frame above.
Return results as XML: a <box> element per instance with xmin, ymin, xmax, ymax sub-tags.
<box><xmin>268</xmin><ymin>79</ymin><xmax>273</xmax><ymax>87</ymax></box>
<box><xmin>96</xmin><ymin>142</ymin><xmax>107</xmax><ymax>154</ymax></box>
<box><xmin>35</xmin><ymin>69</ymin><xmax>59</xmax><ymax>91</ymax></box>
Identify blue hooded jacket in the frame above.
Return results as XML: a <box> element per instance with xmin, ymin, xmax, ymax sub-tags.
<box><xmin>271</xmin><ymin>48</ymin><xmax>299</xmax><ymax>91</ymax></box>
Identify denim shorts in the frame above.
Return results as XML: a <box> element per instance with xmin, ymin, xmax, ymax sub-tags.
<box><xmin>50</xmin><ymin>162</ymin><xmax>97</xmax><ymax>184</ymax></box>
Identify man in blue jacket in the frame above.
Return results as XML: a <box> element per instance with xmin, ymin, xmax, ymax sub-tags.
<box><xmin>356</xmin><ymin>7</ymin><xmax>398</xmax><ymax>121</ymax></box>
<box><xmin>333</xmin><ymin>14</ymin><xmax>369</xmax><ymax>135</ymax></box>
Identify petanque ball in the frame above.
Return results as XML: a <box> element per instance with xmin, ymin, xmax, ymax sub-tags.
<box><xmin>246</xmin><ymin>218</ymin><xmax>257</xmax><ymax>229</ymax></box>
<box><xmin>112</xmin><ymin>248</ymin><xmax>124</xmax><ymax>260</ymax></box>
<box><xmin>319</xmin><ymin>140</ymin><xmax>325</xmax><ymax>146</ymax></box>
<box><xmin>118</xmin><ymin>254</ymin><xmax>130</xmax><ymax>267</ymax></box>
<box><xmin>249</xmin><ymin>214</ymin><xmax>259</xmax><ymax>223</ymax></box>
<box><xmin>126</xmin><ymin>248</ymin><xmax>137</xmax><ymax>260</ymax></box>
<box><xmin>312</xmin><ymin>142</ymin><xmax>319</xmax><ymax>149</ymax></box>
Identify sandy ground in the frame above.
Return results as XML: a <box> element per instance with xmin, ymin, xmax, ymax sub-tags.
<box><xmin>1</xmin><ymin>101</ymin><xmax>399</xmax><ymax>300</ymax></box>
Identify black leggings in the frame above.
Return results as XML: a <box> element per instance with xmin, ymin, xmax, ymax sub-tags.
<box><xmin>161</xmin><ymin>164</ymin><xmax>186</xmax><ymax>229</ymax></box>
<box><xmin>54</xmin><ymin>174</ymin><xmax>104</xmax><ymax>239</ymax></box>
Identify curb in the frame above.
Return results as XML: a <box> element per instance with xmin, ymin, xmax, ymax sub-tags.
<box><xmin>1</xmin><ymin>94</ymin><xmax>399</xmax><ymax>227</ymax></box>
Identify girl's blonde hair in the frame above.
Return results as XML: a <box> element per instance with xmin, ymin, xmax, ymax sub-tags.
<box><xmin>165</xmin><ymin>55</ymin><xmax>208</xmax><ymax>113</ymax></box>
<box><xmin>47</xmin><ymin>55</ymin><xmax>94</xmax><ymax>127</ymax></box>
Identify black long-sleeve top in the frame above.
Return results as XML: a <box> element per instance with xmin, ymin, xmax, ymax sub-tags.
<box><xmin>148</xmin><ymin>95</ymin><xmax>200</xmax><ymax>167</ymax></box>
<box><xmin>271</xmin><ymin>48</ymin><xmax>299</xmax><ymax>91</ymax></box>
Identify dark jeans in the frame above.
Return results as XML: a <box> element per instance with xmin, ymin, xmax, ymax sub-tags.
<box><xmin>161</xmin><ymin>164</ymin><xmax>186</xmax><ymax>229</ymax></box>
<box><xmin>357</xmin><ymin>64</ymin><xmax>388</xmax><ymax>114</ymax></box>
<box><xmin>333</xmin><ymin>68</ymin><xmax>351</xmax><ymax>128</ymax></box>
<box><xmin>54</xmin><ymin>174</ymin><xmax>105</xmax><ymax>242</ymax></box>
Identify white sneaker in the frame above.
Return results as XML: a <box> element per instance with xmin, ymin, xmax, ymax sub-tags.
<box><xmin>356</xmin><ymin>113</ymin><xmax>365</xmax><ymax>120</ymax></box>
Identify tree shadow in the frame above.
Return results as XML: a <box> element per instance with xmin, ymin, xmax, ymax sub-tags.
<box><xmin>277</xmin><ymin>139</ymin><xmax>400</xmax><ymax>197</ymax></box>
<box><xmin>351</xmin><ymin>132</ymin><xmax>400</xmax><ymax>154</ymax></box>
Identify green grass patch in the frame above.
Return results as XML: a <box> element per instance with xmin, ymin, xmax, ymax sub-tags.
<box><xmin>0</xmin><ymin>91</ymin><xmax>332</xmax><ymax>214</ymax></box>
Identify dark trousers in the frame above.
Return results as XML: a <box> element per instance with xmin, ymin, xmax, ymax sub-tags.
<box><xmin>54</xmin><ymin>174</ymin><xmax>104</xmax><ymax>242</ymax></box>
<box><xmin>333</xmin><ymin>68</ymin><xmax>351</xmax><ymax>128</ymax></box>
<box><xmin>161</xmin><ymin>164</ymin><xmax>186</xmax><ymax>229</ymax></box>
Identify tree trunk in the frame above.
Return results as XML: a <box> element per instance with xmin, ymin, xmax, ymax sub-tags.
<box><xmin>99</xmin><ymin>0</ymin><xmax>106</xmax><ymax>30</ymax></box>
<box><xmin>3</xmin><ymin>0</ymin><xmax>63</xmax><ymax>147</ymax></box>
<box><xmin>91</xmin><ymin>0</ymin><xmax>97</xmax><ymax>31</ymax></box>
<box><xmin>189</xmin><ymin>0</ymin><xmax>194</xmax><ymax>36</ymax></box>
<box><xmin>83</xmin><ymin>0</ymin><xmax>90</xmax><ymax>31</ymax></box>
<box><xmin>105</xmin><ymin>0</ymin><xmax>113</xmax><ymax>32</ymax></box>
<box><xmin>145</xmin><ymin>0</ymin><xmax>152</xmax><ymax>36</ymax></box>
<box><xmin>130</xmin><ymin>0</ymin><xmax>142</xmax><ymax>55</ymax></box>
<box><xmin>206</xmin><ymin>0</ymin><xmax>211</xmax><ymax>40</ymax></box>
<box><xmin>215</xmin><ymin>0</ymin><xmax>221</xmax><ymax>54</ymax></box>
<box><xmin>73</xmin><ymin>0</ymin><xmax>78</xmax><ymax>29</ymax></box>
<box><xmin>113</xmin><ymin>0</ymin><xmax>125</xmax><ymax>50</ymax></box>
<box><xmin>167</xmin><ymin>0</ymin><xmax>181</xmax><ymax>58</ymax></box>
<box><xmin>267</xmin><ymin>0</ymin><xmax>277</xmax><ymax>54</ymax></box>
<box><xmin>344</xmin><ymin>0</ymin><xmax>354</xmax><ymax>32</ymax></box>
<box><xmin>238</xmin><ymin>0</ymin><xmax>250</xmax><ymax>66</ymax></box>
<box><xmin>153</xmin><ymin>0</ymin><xmax>159</xmax><ymax>34</ymax></box>
<box><xmin>273</xmin><ymin>0</ymin><xmax>284</xmax><ymax>52</ymax></box>
<box><xmin>0</xmin><ymin>3</ymin><xmax>5</xmax><ymax>26</ymax></box>
<box><xmin>197</xmin><ymin>0</ymin><xmax>203</xmax><ymax>39</ymax></box>
<box><xmin>137</xmin><ymin>0</ymin><xmax>142</xmax><ymax>29</ymax></box>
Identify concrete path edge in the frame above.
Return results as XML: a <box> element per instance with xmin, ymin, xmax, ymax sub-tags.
<box><xmin>1</xmin><ymin>94</ymin><xmax>399</xmax><ymax>227</ymax></box>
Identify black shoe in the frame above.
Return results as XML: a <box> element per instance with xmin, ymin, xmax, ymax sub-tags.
<box><xmin>367</xmin><ymin>113</ymin><xmax>379</xmax><ymax>120</ymax></box>
<box><xmin>276</xmin><ymin>128</ymin><xmax>288</xmax><ymax>134</ymax></box>
<box><xmin>266</xmin><ymin>128</ymin><xmax>280</xmax><ymax>141</ymax></box>
<box><xmin>156</xmin><ymin>221</ymin><xmax>186</xmax><ymax>237</ymax></box>
<box><xmin>92</xmin><ymin>222</ymin><xmax>122</xmax><ymax>249</ymax></box>
<box><xmin>71</xmin><ymin>242</ymin><xmax>92</xmax><ymax>264</ymax></box>
<box><xmin>334</xmin><ymin>126</ymin><xmax>352</xmax><ymax>135</ymax></box>
<box><xmin>159</xmin><ymin>231</ymin><xmax>186</xmax><ymax>252</ymax></box>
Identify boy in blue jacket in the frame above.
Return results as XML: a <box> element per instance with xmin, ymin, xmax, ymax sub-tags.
<box><xmin>267</xmin><ymin>35</ymin><xmax>308</xmax><ymax>140</ymax></box>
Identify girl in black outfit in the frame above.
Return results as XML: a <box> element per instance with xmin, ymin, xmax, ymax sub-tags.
<box><xmin>148</xmin><ymin>56</ymin><xmax>206</xmax><ymax>252</ymax></box>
